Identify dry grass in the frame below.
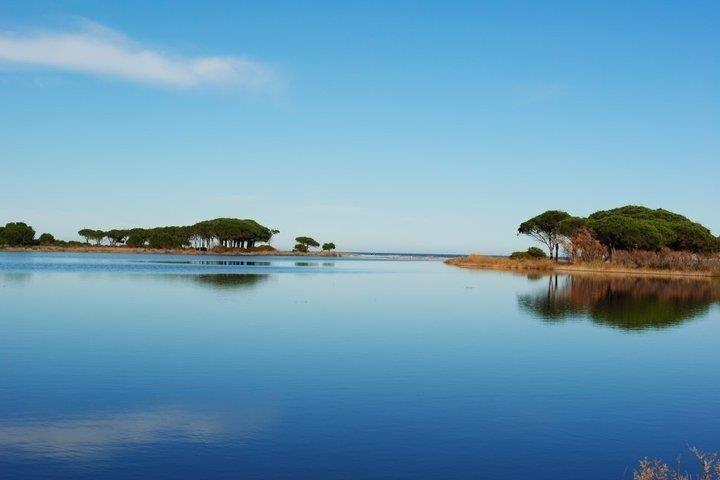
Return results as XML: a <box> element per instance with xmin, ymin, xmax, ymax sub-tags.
<box><xmin>445</xmin><ymin>254</ymin><xmax>556</xmax><ymax>271</ymax></box>
<box><xmin>445</xmin><ymin>255</ymin><xmax>720</xmax><ymax>278</ymax></box>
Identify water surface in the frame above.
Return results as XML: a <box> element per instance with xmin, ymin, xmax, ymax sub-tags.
<box><xmin>1</xmin><ymin>252</ymin><xmax>719</xmax><ymax>479</ymax></box>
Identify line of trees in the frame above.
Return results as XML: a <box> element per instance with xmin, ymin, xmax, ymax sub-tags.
<box><xmin>1</xmin><ymin>218</ymin><xmax>339</xmax><ymax>254</ymax></box>
<box><xmin>293</xmin><ymin>236</ymin><xmax>336</xmax><ymax>253</ymax></box>
<box><xmin>518</xmin><ymin>205</ymin><xmax>720</xmax><ymax>261</ymax></box>
<box><xmin>78</xmin><ymin>218</ymin><xmax>279</xmax><ymax>250</ymax></box>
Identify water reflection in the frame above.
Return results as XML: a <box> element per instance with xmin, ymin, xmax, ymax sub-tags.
<box><xmin>139</xmin><ymin>260</ymin><xmax>272</xmax><ymax>266</ymax></box>
<box><xmin>191</xmin><ymin>274</ymin><xmax>269</xmax><ymax>290</ymax></box>
<box><xmin>518</xmin><ymin>274</ymin><xmax>720</xmax><ymax>330</ymax></box>
<box><xmin>0</xmin><ymin>272</ymin><xmax>32</xmax><ymax>285</ymax></box>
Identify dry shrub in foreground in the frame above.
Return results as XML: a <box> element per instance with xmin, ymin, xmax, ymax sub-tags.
<box><xmin>635</xmin><ymin>447</ymin><xmax>720</xmax><ymax>480</ymax></box>
<box><xmin>612</xmin><ymin>249</ymin><xmax>720</xmax><ymax>273</ymax></box>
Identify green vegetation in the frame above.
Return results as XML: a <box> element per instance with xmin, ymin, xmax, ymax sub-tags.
<box><xmin>519</xmin><ymin>206</ymin><xmax>720</xmax><ymax>265</ymax></box>
<box><xmin>76</xmin><ymin>218</ymin><xmax>279</xmax><ymax>250</ymax></box>
<box><xmin>1</xmin><ymin>218</ymin><xmax>336</xmax><ymax>255</ymax></box>
<box><xmin>517</xmin><ymin>210</ymin><xmax>571</xmax><ymax>259</ymax></box>
<box><xmin>0</xmin><ymin>222</ymin><xmax>36</xmax><ymax>246</ymax></box>
<box><xmin>38</xmin><ymin>233</ymin><xmax>55</xmax><ymax>244</ymax></box>
<box><xmin>294</xmin><ymin>236</ymin><xmax>320</xmax><ymax>252</ymax></box>
<box><xmin>509</xmin><ymin>246</ymin><xmax>547</xmax><ymax>260</ymax></box>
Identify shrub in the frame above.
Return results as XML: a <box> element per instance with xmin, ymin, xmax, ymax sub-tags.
<box><xmin>567</xmin><ymin>228</ymin><xmax>607</xmax><ymax>262</ymax></box>
<box><xmin>322</xmin><ymin>242</ymin><xmax>336</xmax><ymax>251</ymax></box>
<box><xmin>526</xmin><ymin>247</ymin><xmax>546</xmax><ymax>258</ymax></box>
<box><xmin>293</xmin><ymin>243</ymin><xmax>309</xmax><ymax>253</ymax></box>
<box><xmin>634</xmin><ymin>446</ymin><xmax>720</xmax><ymax>480</ymax></box>
<box><xmin>38</xmin><ymin>233</ymin><xmax>55</xmax><ymax>245</ymax></box>
<box><xmin>612</xmin><ymin>248</ymin><xmax>720</xmax><ymax>272</ymax></box>
<box><xmin>510</xmin><ymin>247</ymin><xmax>547</xmax><ymax>260</ymax></box>
<box><xmin>247</xmin><ymin>244</ymin><xmax>276</xmax><ymax>252</ymax></box>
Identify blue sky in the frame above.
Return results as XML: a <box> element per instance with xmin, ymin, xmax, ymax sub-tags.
<box><xmin>1</xmin><ymin>1</ymin><xmax>718</xmax><ymax>253</ymax></box>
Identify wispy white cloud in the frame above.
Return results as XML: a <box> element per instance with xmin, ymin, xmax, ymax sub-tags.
<box><xmin>0</xmin><ymin>20</ymin><xmax>276</xmax><ymax>89</ymax></box>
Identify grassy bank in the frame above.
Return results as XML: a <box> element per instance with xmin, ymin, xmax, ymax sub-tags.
<box><xmin>0</xmin><ymin>245</ymin><xmax>347</xmax><ymax>257</ymax></box>
<box><xmin>445</xmin><ymin>255</ymin><xmax>720</xmax><ymax>278</ymax></box>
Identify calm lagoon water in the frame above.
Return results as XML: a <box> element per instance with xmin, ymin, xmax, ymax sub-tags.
<box><xmin>1</xmin><ymin>252</ymin><xmax>719</xmax><ymax>479</ymax></box>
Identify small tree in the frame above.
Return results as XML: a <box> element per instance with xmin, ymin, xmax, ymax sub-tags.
<box><xmin>293</xmin><ymin>243</ymin><xmax>309</xmax><ymax>253</ymax></box>
<box><xmin>78</xmin><ymin>228</ymin><xmax>93</xmax><ymax>243</ymax></box>
<box><xmin>322</xmin><ymin>242</ymin><xmax>336</xmax><ymax>251</ymax></box>
<box><xmin>518</xmin><ymin>210</ymin><xmax>572</xmax><ymax>259</ymax></box>
<box><xmin>38</xmin><ymin>233</ymin><xmax>55</xmax><ymax>245</ymax></box>
<box><xmin>90</xmin><ymin>230</ymin><xmax>106</xmax><ymax>245</ymax></box>
<box><xmin>106</xmin><ymin>229</ymin><xmax>129</xmax><ymax>245</ymax></box>
<box><xmin>268</xmin><ymin>229</ymin><xmax>280</xmax><ymax>244</ymax></box>
<box><xmin>295</xmin><ymin>236</ymin><xmax>320</xmax><ymax>250</ymax></box>
<box><xmin>526</xmin><ymin>246</ymin><xmax>546</xmax><ymax>258</ymax></box>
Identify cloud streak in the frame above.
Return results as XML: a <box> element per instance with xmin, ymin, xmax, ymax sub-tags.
<box><xmin>0</xmin><ymin>21</ymin><xmax>275</xmax><ymax>88</ymax></box>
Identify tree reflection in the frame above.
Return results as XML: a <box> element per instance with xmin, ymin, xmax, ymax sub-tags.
<box><xmin>191</xmin><ymin>274</ymin><xmax>269</xmax><ymax>290</ymax></box>
<box><xmin>518</xmin><ymin>274</ymin><xmax>720</xmax><ymax>330</ymax></box>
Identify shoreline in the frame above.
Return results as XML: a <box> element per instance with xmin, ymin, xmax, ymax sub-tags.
<box><xmin>445</xmin><ymin>255</ymin><xmax>720</xmax><ymax>279</ymax></box>
<box><xmin>0</xmin><ymin>245</ymin><xmax>352</xmax><ymax>257</ymax></box>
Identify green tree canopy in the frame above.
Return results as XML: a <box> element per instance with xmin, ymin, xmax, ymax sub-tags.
<box><xmin>0</xmin><ymin>222</ymin><xmax>36</xmax><ymax>246</ymax></box>
<box><xmin>78</xmin><ymin>229</ymin><xmax>106</xmax><ymax>245</ymax></box>
<box><xmin>295</xmin><ymin>236</ymin><xmax>320</xmax><ymax>249</ymax></box>
<box><xmin>38</xmin><ymin>233</ymin><xmax>55</xmax><ymax>244</ymax></box>
<box><xmin>322</xmin><ymin>242</ymin><xmax>336</xmax><ymax>251</ymax></box>
<box><xmin>106</xmin><ymin>229</ymin><xmax>129</xmax><ymax>245</ymax></box>
<box><xmin>587</xmin><ymin>206</ymin><xmax>717</xmax><ymax>253</ymax></box>
<box><xmin>518</xmin><ymin>210</ymin><xmax>572</xmax><ymax>258</ymax></box>
<box><xmin>520</xmin><ymin>205</ymin><xmax>719</xmax><ymax>259</ymax></box>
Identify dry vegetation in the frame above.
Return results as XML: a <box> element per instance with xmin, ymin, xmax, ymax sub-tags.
<box><xmin>634</xmin><ymin>447</ymin><xmax>720</xmax><ymax>480</ymax></box>
<box><xmin>445</xmin><ymin>254</ymin><xmax>556</xmax><ymax>272</ymax></box>
<box><xmin>445</xmin><ymin>254</ymin><xmax>720</xmax><ymax>278</ymax></box>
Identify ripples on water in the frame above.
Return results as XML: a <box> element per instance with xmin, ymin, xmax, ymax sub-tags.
<box><xmin>0</xmin><ymin>252</ymin><xmax>719</xmax><ymax>479</ymax></box>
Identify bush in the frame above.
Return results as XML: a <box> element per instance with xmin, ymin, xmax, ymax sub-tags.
<box><xmin>612</xmin><ymin>248</ymin><xmax>720</xmax><ymax>272</ymax></box>
<box><xmin>247</xmin><ymin>244</ymin><xmax>276</xmax><ymax>252</ymax></box>
<box><xmin>322</xmin><ymin>242</ymin><xmax>336</xmax><ymax>251</ymax></box>
<box><xmin>293</xmin><ymin>243</ymin><xmax>309</xmax><ymax>253</ymax></box>
<box><xmin>38</xmin><ymin>233</ymin><xmax>55</xmax><ymax>245</ymax></box>
<box><xmin>510</xmin><ymin>247</ymin><xmax>547</xmax><ymax>260</ymax></box>
<box><xmin>526</xmin><ymin>247</ymin><xmax>546</xmax><ymax>258</ymax></box>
